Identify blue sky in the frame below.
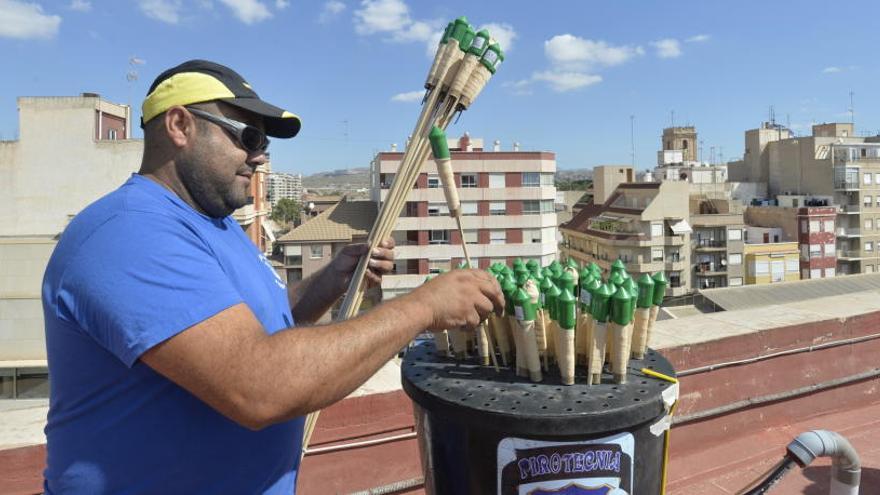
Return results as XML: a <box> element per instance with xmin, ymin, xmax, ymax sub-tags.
<box><xmin>1</xmin><ymin>0</ymin><xmax>878</xmax><ymax>175</ymax></box>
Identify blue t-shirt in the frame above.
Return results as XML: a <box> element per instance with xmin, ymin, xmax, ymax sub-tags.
<box><xmin>42</xmin><ymin>174</ymin><xmax>302</xmax><ymax>494</ymax></box>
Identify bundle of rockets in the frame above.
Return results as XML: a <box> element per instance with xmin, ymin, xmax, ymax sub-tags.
<box><xmin>426</xmin><ymin>259</ymin><xmax>669</xmax><ymax>386</ymax></box>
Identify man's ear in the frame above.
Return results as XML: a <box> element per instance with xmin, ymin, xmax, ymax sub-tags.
<box><xmin>164</xmin><ymin>106</ymin><xmax>196</xmax><ymax>149</ymax></box>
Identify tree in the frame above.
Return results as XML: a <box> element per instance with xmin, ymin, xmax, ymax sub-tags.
<box><xmin>271</xmin><ymin>198</ymin><xmax>302</xmax><ymax>226</ymax></box>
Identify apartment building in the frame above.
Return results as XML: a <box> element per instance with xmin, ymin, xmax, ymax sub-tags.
<box><xmin>560</xmin><ymin>181</ymin><xmax>692</xmax><ymax>298</ymax></box>
<box><xmin>729</xmin><ymin>122</ymin><xmax>878</xmax><ymax>274</ymax></box>
<box><xmin>690</xmin><ymin>196</ymin><xmax>745</xmax><ymax>289</ymax></box>
<box><xmin>589</xmin><ymin>165</ymin><xmax>634</xmax><ymax>204</ymax></box>
<box><xmin>232</xmin><ymin>159</ymin><xmax>272</xmax><ymax>254</ymax></box>
<box><xmin>745</xmin><ymin>195</ymin><xmax>837</xmax><ymax>279</ymax></box>
<box><xmin>267</xmin><ymin>171</ymin><xmax>303</xmax><ymax>206</ymax></box>
<box><xmin>743</xmin><ymin>242</ymin><xmax>800</xmax><ymax>285</ymax></box>
<box><xmin>370</xmin><ymin>134</ymin><xmax>557</xmax><ymax>298</ymax></box>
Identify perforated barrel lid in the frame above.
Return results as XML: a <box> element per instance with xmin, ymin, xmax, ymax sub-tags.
<box><xmin>402</xmin><ymin>341</ymin><xmax>676</xmax><ymax>436</ymax></box>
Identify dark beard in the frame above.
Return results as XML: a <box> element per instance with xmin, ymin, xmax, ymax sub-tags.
<box><xmin>177</xmin><ymin>151</ymin><xmax>247</xmax><ymax>218</ymax></box>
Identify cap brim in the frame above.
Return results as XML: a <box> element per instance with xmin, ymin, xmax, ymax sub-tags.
<box><xmin>222</xmin><ymin>97</ymin><xmax>301</xmax><ymax>138</ymax></box>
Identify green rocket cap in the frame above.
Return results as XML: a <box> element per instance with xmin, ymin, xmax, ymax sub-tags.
<box><xmin>457</xmin><ymin>261</ymin><xmax>470</xmax><ymax>270</ymax></box>
<box><xmin>481</xmin><ymin>43</ymin><xmax>504</xmax><ymax>74</ymax></box>
<box><xmin>611</xmin><ymin>286</ymin><xmax>634</xmax><ymax>326</ymax></box>
<box><xmin>620</xmin><ymin>270</ymin><xmax>632</xmax><ymax>282</ymax></box>
<box><xmin>550</xmin><ymin>260</ymin><xmax>562</xmax><ymax>273</ymax></box>
<box><xmin>450</xmin><ymin>17</ymin><xmax>470</xmax><ymax>44</ymax></box>
<box><xmin>589</xmin><ymin>264</ymin><xmax>602</xmax><ymax>280</ymax></box>
<box><xmin>652</xmin><ymin>272</ymin><xmax>668</xmax><ymax>306</ymax></box>
<box><xmin>566</xmin><ymin>258</ymin><xmax>579</xmax><ymax>270</ymax></box>
<box><xmin>429</xmin><ymin>126</ymin><xmax>450</xmax><ymax>160</ymax></box>
<box><xmin>629</xmin><ymin>285</ymin><xmax>639</xmax><ymax>319</ymax></box>
<box><xmin>545</xmin><ymin>282</ymin><xmax>562</xmax><ymax>320</ymax></box>
<box><xmin>541</xmin><ymin>267</ymin><xmax>553</xmax><ymax>280</ymax></box>
<box><xmin>621</xmin><ymin>276</ymin><xmax>637</xmax><ymax>294</ymax></box>
<box><xmin>515</xmin><ymin>271</ymin><xmax>530</xmax><ymax>288</ymax></box>
<box><xmin>581</xmin><ymin>277</ymin><xmax>601</xmax><ymax>314</ymax></box>
<box><xmin>637</xmin><ymin>274</ymin><xmax>655</xmax><ymax>308</ymax></box>
<box><xmin>559</xmin><ymin>270</ymin><xmax>576</xmax><ymax>294</ymax></box>
<box><xmin>460</xmin><ymin>27</ymin><xmax>476</xmax><ymax>53</ymax></box>
<box><xmin>558</xmin><ymin>288</ymin><xmax>577</xmax><ymax>330</ymax></box>
<box><xmin>611</xmin><ymin>259</ymin><xmax>626</xmax><ymax>273</ymax></box>
<box><xmin>513</xmin><ymin>258</ymin><xmax>525</xmax><ymax>269</ymax></box>
<box><xmin>591</xmin><ymin>283</ymin><xmax>614</xmax><ymax>323</ymax></box>
<box><xmin>609</xmin><ymin>271</ymin><xmax>624</xmax><ymax>287</ymax></box>
<box><xmin>579</xmin><ymin>266</ymin><xmax>592</xmax><ymax>286</ymax></box>
<box><xmin>468</xmin><ymin>29</ymin><xmax>490</xmax><ymax>56</ymax></box>
<box><xmin>526</xmin><ymin>259</ymin><xmax>539</xmax><ymax>272</ymax></box>
<box><xmin>502</xmin><ymin>278</ymin><xmax>517</xmax><ymax>314</ymax></box>
<box><xmin>513</xmin><ymin>288</ymin><xmax>536</xmax><ymax>321</ymax></box>
<box><xmin>439</xmin><ymin>22</ymin><xmax>453</xmax><ymax>44</ymax></box>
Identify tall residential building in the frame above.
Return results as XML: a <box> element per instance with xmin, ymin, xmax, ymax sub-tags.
<box><xmin>728</xmin><ymin>122</ymin><xmax>877</xmax><ymax>275</ymax></box>
<box><xmin>371</xmin><ymin>134</ymin><xmax>557</xmax><ymax>299</ymax></box>
<box><xmin>690</xmin><ymin>196</ymin><xmax>745</xmax><ymax>289</ymax></box>
<box><xmin>0</xmin><ymin>95</ymin><xmax>141</xmax><ymax>396</ymax></box>
<box><xmin>560</xmin><ymin>181</ymin><xmax>693</xmax><ymax>298</ymax></box>
<box><xmin>745</xmin><ymin>195</ymin><xmax>838</xmax><ymax>279</ymax></box>
<box><xmin>232</xmin><ymin>158</ymin><xmax>272</xmax><ymax>254</ymax></box>
<box><xmin>267</xmin><ymin>171</ymin><xmax>303</xmax><ymax>206</ymax></box>
<box><xmin>589</xmin><ymin>165</ymin><xmax>633</xmax><ymax>204</ymax></box>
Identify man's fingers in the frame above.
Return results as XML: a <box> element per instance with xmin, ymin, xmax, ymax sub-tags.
<box><xmin>379</xmin><ymin>237</ymin><xmax>395</xmax><ymax>250</ymax></box>
<box><xmin>370</xmin><ymin>247</ymin><xmax>395</xmax><ymax>261</ymax></box>
<box><xmin>368</xmin><ymin>258</ymin><xmax>394</xmax><ymax>274</ymax></box>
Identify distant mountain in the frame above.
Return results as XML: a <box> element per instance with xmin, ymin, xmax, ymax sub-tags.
<box><xmin>556</xmin><ymin>168</ymin><xmax>593</xmax><ymax>181</ymax></box>
<box><xmin>303</xmin><ymin>167</ymin><xmax>370</xmax><ymax>196</ymax></box>
<box><xmin>307</xmin><ymin>167</ymin><xmax>370</xmax><ymax>178</ymax></box>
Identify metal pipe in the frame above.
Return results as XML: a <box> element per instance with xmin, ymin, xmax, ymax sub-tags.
<box><xmin>304</xmin><ymin>431</ymin><xmax>417</xmax><ymax>456</ymax></box>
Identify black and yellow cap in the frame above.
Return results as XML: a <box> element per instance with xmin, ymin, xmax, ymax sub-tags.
<box><xmin>141</xmin><ymin>59</ymin><xmax>301</xmax><ymax>138</ymax></box>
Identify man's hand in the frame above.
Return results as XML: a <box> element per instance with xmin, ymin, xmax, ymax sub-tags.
<box><xmin>407</xmin><ymin>269</ymin><xmax>504</xmax><ymax>331</ymax></box>
<box><xmin>330</xmin><ymin>237</ymin><xmax>395</xmax><ymax>289</ymax></box>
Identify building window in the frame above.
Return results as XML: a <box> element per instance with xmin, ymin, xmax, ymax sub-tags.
<box><xmin>428</xmin><ymin>203</ymin><xmax>449</xmax><ymax>216</ymax></box>
<box><xmin>310</xmin><ymin>245</ymin><xmax>323</xmax><ymax>258</ymax></box>
<box><xmin>651</xmin><ymin>223</ymin><xmax>663</xmax><ymax>237</ymax></box>
<box><xmin>876</xmin><ymin>196</ymin><xmax>880</xmax><ymax>207</ymax></box>
<box><xmin>875</xmin><ymin>174</ymin><xmax>880</xmax><ymax>185</ymax></box>
<box><xmin>864</xmin><ymin>195</ymin><xmax>872</xmax><ymax>207</ymax></box>
<box><xmin>809</xmin><ymin>220</ymin><xmax>820</xmax><ymax>232</ymax></box>
<box><xmin>824</xmin><ymin>242</ymin><xmax>835</xmax><ymax>256</ymax></box>
<box><xmin>461</xmin><ymin>173</ymin><xmax>477</xmax><ymax>188</ymax></box>
<box><xmin>728</xmin><ymin>228</ymin><xmax>742</xmax><ymax>241</ymax></box>
<box><xmin>427</xmin><ymin>174</ymin><xmax>440</xmax><ymax>188</ymax></box>
<box><xmin>429</xmin><ymin>230</ymin><xmax>449</xmax><ymax>245</ymax></box>
<box><xmin>729</xmin><ymin>277</ymin><xmax>743</xmax><ymax>286</ymax></box>
<box><xmin>523</xmin><ymin>200</ymin><xmax>540</xmax><ymax>215</ymax></box>
<box><xmin>429</xmin><ymin>259</ymin><xmax>451</xmax><ymax>274</ymax></box>
<box><xmin>652</xmin><ymin>247</ymin><xmax>664</xmax><ymax>262</ymax></box>
<box><xmin>866</xmin><ymin>219</ymin><xmax>874</xmax><ymax>230</ymax></box>
<box><xmin>524</xmin><ymin>228</ymin><xmax>542</xmax><ymax>244</ymax></box>
<box><xmin>754</xmin><ymin>261</ymin><xmax>769</xmax><ymax>274</ymax></box>
<box><xmin>541</xmin><ymin>199</ymin><xmax>554</xmax><ymax>213</ymax></box>
<box><xmin>489</xmin><ymin>173</ymin><xmax>505</xmax><ymax>188</ymax></box>
<box><xmin>865</xmin><ymin>173</ymin><xmax>873</xmax><ymax>185</ymax></box>
<box><xmin>461</xmin><ymin>201</ymin><xmax>478</xmax><ymax>216</ymax></box>
<box><xmin>490</xmin><ymin>230</ymin><xmax>506</xmax><ymax>245</ymax></box>
<box><xmin>810</xmin><ymin>244</ymin><xmax>822</xmax><ymax>258</ymax></box>
<box><xmin>490</xmin><ymin>201</ymin><xmax>506</xmax><ymax>215</ymax></box>
<box><xmin>786</xmin><ymin>259</ymin><xmax>799</xmax><ymax>272</ymax></box>
<box><xmin>463</xmin><ymin>230</ymin><xmax>478</xmax><ymax>244</ymax></box>
<box><xmin>108</xmin><ymin>129</ymin><xmax>118</xmax><ymax>140</ymax></box>
<box><xmin>522</xmin><ymin>172</ymin><xmax>540</xmax><ymax>187</ymax></box>
<box><xmin>811</xmin><ymin>268</ymin><xmax>823</xmax><ymax>278</ymax></box>
<box><xmin>541</xmin><ymin>173</ymin><xmax>555</xmax><ymax>186</ymax></box>
<box><xmin>728</xmin><ymin>253</ymin><xmax>742</xmax><ymax>265</ymax></box>
<box><xmin>826</xmin><ymin>268</ymin><xmax>836</xmax><ymax>277</ymax></box>
<box><xmin>405</xmin><ymin>201</ymin><xmax>419</xmax><ymax>217</ymax></box>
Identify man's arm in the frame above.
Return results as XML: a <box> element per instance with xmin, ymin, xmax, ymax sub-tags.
<box><xmin>141</xmin><ymin>269</ymin><xmax>503</xmax><ymax>430</ymax></box>
<box><xmin>289</xmin><ymin>239</ymin><xmax>395</xmax><ymax>324</ymax></box>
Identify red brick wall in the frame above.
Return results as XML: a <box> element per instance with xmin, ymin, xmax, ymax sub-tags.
<box><xmin>507</xmin><ymin>200</ymin><xmax>523</xmax><ymax>215</ymax></box>
<box><xmin>417</xmin><ymin>201</ymin><xmax>427</xmax><ymax>217</ymax></box>
<box><xmin>478</xmin><ymin>229</ymin><xmax>490</xmax><ymax>244</ymax></box>
<box><xmin>453</xmin><ymin>173</ymin><xmax>461</xmax><ymax>188</ymax></box>
<box><xmin>416</xmin><ymin>173</ymin><xmax>427</xmax><ymax>188</ymax></box>
<box><xmin>450</xmin><ymin>230</ymin><xmax>462</xmax><ymax>245</ymax></box>
<box><xmin>478</xmin><ymin>201</ymin><xmax>490</xmax><ymax>216</ymax></box>
<box><xmin>478</xmin><ymin>173</ymin><xmax>489</xmax><ymax>188</ymax></box>
<box><xmin>506</xmin><ymin>172</ymin><xmax>522</xmax><ymax>187</ymax></box>
<box><xmin>417</xmin><ymin>230</ymin><xmax>428</xmax><ymax>245</ymax></box>
<box><xmin>506</xmin><ymin>229</ymin><xmax>522</xmax><ymax>243</ymax></box>
<box><xmin>419</xmin><ymin>259</ymin><xmax>428</xmax><ymax>274</ymax></box>
<box><xmin>479</xmin><ymin>258</ymin><xmax>491</xmax><ymax>269</ymax></box>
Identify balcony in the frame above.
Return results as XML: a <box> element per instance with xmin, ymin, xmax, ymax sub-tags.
<box><xmin>663</xmin><ymin>235</ymin><xmax>686</xmax><ymax>246</ymax></box>
<box><xmin>695</xmin><ymin>261</ymin><xmax>726</xmax><ymax>276</ymax></box>
<box><xmin>839</xmin><ymin>204</ymin><xmax>861</xmax><ymax>214</ymax></box>
<box><xmin>834</xmin><ymin>180</ymin><xmax>860</xmax><ymax>191</ymax></box>
<box><xmin>694</xmin><ymin>239</ymin><xmax>726</xmax><ymax>252</ymax></box>
<box><xmin>836</xmin><ymin>228</ymin><xmax>862</xmax><ymax>238</ymax></box>
<box><xmin>837</xmin><ymin>250</ymin><xmax>865</xmax><ymax>260</ymax></box>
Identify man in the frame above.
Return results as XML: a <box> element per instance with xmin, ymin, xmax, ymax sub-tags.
<box><xmin>41</xmin><ymin>60</ymin><xmax>503</xmax><ymax>494</ymax></box>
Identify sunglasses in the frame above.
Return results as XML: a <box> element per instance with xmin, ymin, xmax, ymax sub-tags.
<box><xmin>186</xmin><ymin>107</ymin><xmax>270</xmax><ymax>154</ymax></box>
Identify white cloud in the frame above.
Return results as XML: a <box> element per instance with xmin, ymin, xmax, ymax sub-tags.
<box><xmin>390</xmin><ymin>90</ymin><xmax>424</xmax><ymax>102</ymax></box>
<box><xmin>533</xmin><ymin>70</ymin><xmax>602</xmax><ymax>92</ymax></box>
<box><xmin>503</xmin><ymin>79</ymin><xmax>533</xmax><ymax>96</ymax></box>
<box><xmin>218</xmin><ymin>0</ymin><xmax>272</xmax><ymax>24</ymax></box>
<box><xmin>0</xmin><ymin>0</ymin><xmax>61</xmax><ymax>39</ymax></box>
<box><xmin>68</xmin><ymin>0</ymin><xmax>91</xmax><ymax>12</ymax></box>
<box><xmin>479</xmin><ymin>22</ymin><xmax>516</xmax><ymax>52</ymax></box>
<box><xmin>275</xmin><ymin>0</ymin><xmax>289</xmax><ymax>8</ymax></box>
<box><xmin>318</xmin><ymin>0</ymin><xmax>345</xmax><ymax>22</ymax></box>
<box><xmin>544</xmin><ymin>35</ymin><xmax>644</xmax><ymax>71</ymax></box>
<box><xmin>822</xmin><ymin>66</ymin><xmax>842</xmax><ymax>74</ymax></box>
<box><xmin>354</xmin><ymin>0</ymin><xmax>442</xmax><ymax>55</ymax></box>
<box><xmin>652</xmin><ymin>38</ymin><xmax>681</xmax><ymax>58</ymax></box>
<box><xmin>138</xmin><ymin>0</ymin><xmax>182</xmax><ymax>24</ymax></box>
<box><xmin>685</xmin><ymin>34</ymin><xmax>710</xmax><ymax>43</ymax></box>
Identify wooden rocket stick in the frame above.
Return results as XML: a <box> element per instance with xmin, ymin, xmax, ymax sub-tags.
<box><xmin>609</xmin><ymin>286</ymin><xmax>634</xmax><ymax>385</ymax></box>
<box><xmin>434</xmin><ymin>329</ymin><xmax>450</xmax><ymax>357</ymax></box>
<box><xmin>488</xmin><ymin>313</ymin><xmax>510</xmax><ymax>366</ymax></box>
<box><xmin>513</xmin><ymin>287</ymin><xmax>542</xmax><ymax>382</ymax></box>
<box><xmin>535</xmin><ymin>308</ymin><xmax>549</xmax><ymax>371</ymax></box>
<box><xmin>632</xmin><ymin>307</ymin><xmax>651</xmax><ymax>360</ymax></box>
